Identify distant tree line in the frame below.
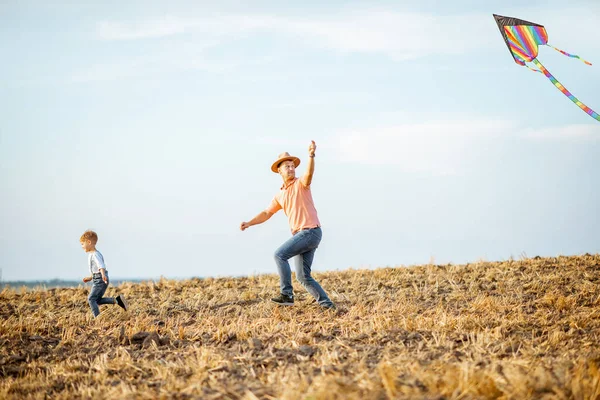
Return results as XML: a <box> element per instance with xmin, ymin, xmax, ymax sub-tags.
<box><xmin>1</xmin><ymin>278</ymin><xmax>148</xmax><ymax>290</ymax></box>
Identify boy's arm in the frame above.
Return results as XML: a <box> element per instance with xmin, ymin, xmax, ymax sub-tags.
<box><xmin>82</xmin><ymin>275</ymin><xmax>92</xmax><ymax>283</ymax></box>
<box><xmin>99</xmin><ymin>268</ymin><xmax>108</xmax><ymax>283</ymax></box>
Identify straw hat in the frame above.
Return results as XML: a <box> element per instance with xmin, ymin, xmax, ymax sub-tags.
<box><xmin>271</xmin><ymin>152</ymin><xmax>300</xmax><ymax>173</ymax></box>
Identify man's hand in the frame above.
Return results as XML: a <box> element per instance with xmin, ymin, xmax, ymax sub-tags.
<box><xmin>308</xmin><ymin>140</ymin><xmax>316</xmax><ymax>157</ymax></box>
<box><xmin>82</xmin><ymin>276</ymin><xmax>92</xmax><ymax>283</ymax></box>
<box><xmin>240</xmin><ymin>221</ymin><xmax>250</xmax><ymax>231</ymax></box>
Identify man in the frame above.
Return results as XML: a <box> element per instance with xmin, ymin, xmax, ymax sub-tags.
<box><xmin>240</xmin><ymin>140</ymin><xmax>335</xmax><ymax>310</ymax></box>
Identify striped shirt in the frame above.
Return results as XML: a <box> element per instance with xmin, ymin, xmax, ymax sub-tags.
<box><xmin>88</xmin><ymin>250</ymin><xmax>107</xmax><ymax>274</ymax></box>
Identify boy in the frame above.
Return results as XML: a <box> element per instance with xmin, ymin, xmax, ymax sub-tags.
<box><xmin>80</xmin><ymin>230</ymin><xmax>128</xmax><ymax>317</ymax></box>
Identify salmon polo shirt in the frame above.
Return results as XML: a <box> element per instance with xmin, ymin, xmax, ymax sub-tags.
<box><xmin>266</xmin><ymin>178</ymin><xmax>321</xmax><ymax>234</ymax></box>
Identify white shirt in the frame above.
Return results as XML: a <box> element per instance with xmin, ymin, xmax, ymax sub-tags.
<box><xmin>88</xmin><ymin>250</ymin><xmax>107</xmax><ymax>274</ymax></box>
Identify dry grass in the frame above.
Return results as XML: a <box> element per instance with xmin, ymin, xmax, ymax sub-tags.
<box><xmin>1</xmin><ymin>254</ymin><xmax>600</xmax><ymax>399</ymax></box>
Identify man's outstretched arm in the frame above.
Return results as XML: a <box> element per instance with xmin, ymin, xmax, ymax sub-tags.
<box><xmin>240</xmin><ymin>211</ymin><xmax>273</xmax><ymax>231</ymax></box>
<box><xmin>301</xmin><ymin>140</ymin><xmax>316</xmax><ymax>187</ymax></box>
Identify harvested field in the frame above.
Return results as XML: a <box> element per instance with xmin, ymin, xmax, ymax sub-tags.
<box><xmin>1</xmin><ymin>254</ymin><xmax>599</xmax><ymax>399</ymax></box>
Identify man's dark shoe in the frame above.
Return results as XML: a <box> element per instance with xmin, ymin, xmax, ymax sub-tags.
<box><xmin>116</xmin><ymin>294</ymin><xmax>128</xmax><ymax>311</ymax></box>
<box><xmin>271</xmin><ymin>294</ymin><xmax>294</xmax><ymax>306</ymax></box>
<box><xmin>321</xmin><ymin>302</ymin><xmax>337</xmax><ymax>311</ymax></box>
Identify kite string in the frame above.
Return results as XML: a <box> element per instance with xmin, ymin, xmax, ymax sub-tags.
<box><xmin>531</xmin><ymin>58</ymin><xmax>600</xmax><ymax>121</ymax></box>
<box><xmin>547</xmin><ymin>44</ymin><xmax>593</xmax><ymax>65</ymax></box>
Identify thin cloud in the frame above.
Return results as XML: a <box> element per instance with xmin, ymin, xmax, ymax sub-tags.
<box><xmin>96</xmin><ymin>15</ymin><xmax>278</xmax><ymax>41</ymax></box>
<box><xmin>94</xmin><ymin>7</ymin><xmax>600</xmax><ymax>70</ymax></box>
<box><xmin>326</xmin><ymin>119</ymin><xmax>516</xmax><ymax>175</ymax></box>
<box><xmin>97</xmin><ymin>16</ymin><xmax>196</xmax><ymax>40</ymax></box>
<box><xmin>95</xmin><ymin>11</ymin><xmax>495</xmax><ymax>60</ymax></box>
<box><xmin>323</xmin><ymin>119</ymin><xmax>599</xmax><ymax>174</ymax></box>
<box><xmin>524</xmin><ymin>124</ymin><xmax>600</xmax><ymax>140</ymax></box>
<box><xmin>70</xmin><ymin>60</ymin><xmax>142</xmax><ymax>83</ymax></box>
<box><xmin>68</xmin><ymin>40</ymin><xmax>246</xmax><ymax>83</ymax></box>
<box><xmin>265</xmin><ymin>11</ymin><xmax>494</xmax><ymax>60</ymax></box>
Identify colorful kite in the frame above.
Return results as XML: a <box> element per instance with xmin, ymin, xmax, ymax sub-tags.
<box><xmin>493</xmin><ymin>14</ymin><xmax>599</xmax><ymax>121</ymax></box>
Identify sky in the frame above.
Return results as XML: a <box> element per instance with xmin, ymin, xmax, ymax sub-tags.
<box><xmin>1</xmin><ymin>0</ymin><xmax>599</xmax><ymax>281</ymax></box>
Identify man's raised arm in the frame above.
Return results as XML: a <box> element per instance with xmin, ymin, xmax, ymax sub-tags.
<box><xmin>301</xmin><ymin>140</ymin><xmax>316</xmax><ymax>187</ymax></box>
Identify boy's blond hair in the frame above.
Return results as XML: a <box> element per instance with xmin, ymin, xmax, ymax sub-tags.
<box><xmin>80</xmin><ymin>230</ymin><xmax>98</xmax><ymax>244</ymax></box>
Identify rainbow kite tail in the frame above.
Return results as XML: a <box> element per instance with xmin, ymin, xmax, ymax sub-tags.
<box><xmin>531</xmin><ymin>58</ymin><xmax>600</xmax><ymax>121</ymax></box>
<box><xmin>547</xmin><ymin>44</ymin><xmax>592</xmax><ymax>66</ymax></box>
<box><xmin>525</xmin><ymin>64</ymin><xmax>542</xmax><ymax>74</ymax></box>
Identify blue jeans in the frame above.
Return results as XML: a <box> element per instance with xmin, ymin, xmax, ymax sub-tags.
<box><xmin>274</xmin><ymin>227</ymin><xmax>333</xmax><ymax>307</ymax></box>
<box><xmin>88</xmin><ymin>274</ymin><xmax>115</xmax><ymax>317</ymax></box>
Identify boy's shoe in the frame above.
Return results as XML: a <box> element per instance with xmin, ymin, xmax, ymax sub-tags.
<box><xmin>116</xmin><ymin>294</ymin><xmax>128</xmax><ymax>311</ymax></box>
<box><xmin>271</xmin><ymin>294</ymin><xmax>294</xmax><ymax>306</ymax></box>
